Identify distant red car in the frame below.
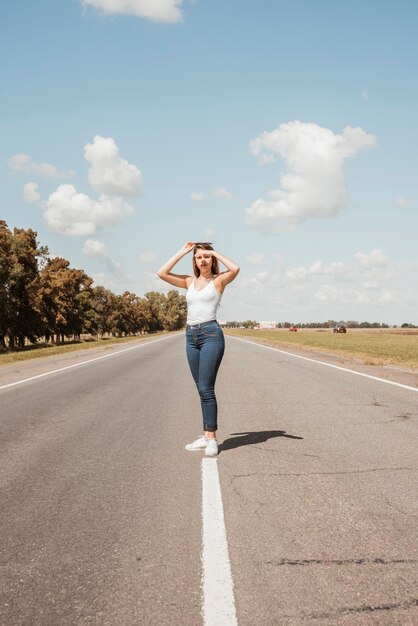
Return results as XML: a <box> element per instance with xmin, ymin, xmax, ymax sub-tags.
<box><xmin>333</xmin><ymin>325</ymin><xmax>347</xmax><ymax>333</ymax></box>
<box><xmin>289</xmin><ymin>325</ymin><xmax>298</xmax><ymax>332</ymax></box>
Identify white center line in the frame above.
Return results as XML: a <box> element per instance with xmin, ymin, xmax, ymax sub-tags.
<box><xmin>229</xmin><ymin>336</ymin><xmax>418</xmax><ymax>393</ymax></box>
<box><xmin>0</xmin><ymin>334</ymin><xmax>178</xmax><ymax>391</ymax></box>
<box><xmin>201</xmin><ymin>458</ymin><xmax>237</xmax><ymax>626</ymax></box>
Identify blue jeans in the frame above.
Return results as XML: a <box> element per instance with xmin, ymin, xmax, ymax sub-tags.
<box><xmin>186</xmin><ymin>321</ymin><xmax>225</xmax><ymax>432</ymax></box>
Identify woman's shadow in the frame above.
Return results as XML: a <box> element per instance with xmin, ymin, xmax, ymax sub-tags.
<box><xmin>218</xmin><ymin>430</ymin><xmax>303</xmax><ymax>453</ymax></box>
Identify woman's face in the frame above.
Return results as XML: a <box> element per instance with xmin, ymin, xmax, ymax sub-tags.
<box><xmin>194</xmin><ymin>248</ymin><xmax>213</xmax><ymax>273</ymax></box>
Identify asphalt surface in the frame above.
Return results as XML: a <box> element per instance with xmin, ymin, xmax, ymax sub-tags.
<box><xmin>0</xmin><ymin>334</ymin><xmax>417</xmax><ymax>625</ymax></box>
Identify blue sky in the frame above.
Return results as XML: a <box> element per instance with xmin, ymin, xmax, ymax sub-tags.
<box><xmin>1</xmin><ymin>0</ymin><xmax>417</xmax><ymax>324</ymax></box>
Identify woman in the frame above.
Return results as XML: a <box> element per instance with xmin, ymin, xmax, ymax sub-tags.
<box><xmin>157</xmin><ymin>242</ymin><xmax>240</xmax><ymax>456</ymax></box>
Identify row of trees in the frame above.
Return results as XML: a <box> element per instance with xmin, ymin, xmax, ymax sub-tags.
<box><xmin>0</xmin><ymin>222</ymin><xmax>186</xmax><ymax>351</ymax></box>
<box><xmin>223</xmin><ymin>320</ymin><xmax>415</xmax><ymax>329</ymax></box>
<box><xmin>281</xmin><ymin>320</ymin><xmax>391</xmax><ymax>329</ymax></box>
<box><xmin>281</xmin><ymin>321</ymin><xmax>416</xmax><ymax>329</ymax></box>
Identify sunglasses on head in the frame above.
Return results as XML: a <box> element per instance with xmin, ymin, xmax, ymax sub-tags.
<box><xmin>194</xmin><ymin>242</ymin><xmax>212</xmax><ymax>247</ymax></box>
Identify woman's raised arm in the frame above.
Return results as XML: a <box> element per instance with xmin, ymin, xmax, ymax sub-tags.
<box><xmin>156</xmin><ymin>242</ymin><xmax>195</xmax><ymax>289</ymax></box>
<box><xmin>212</xmin><ymin>250</ymin><xmax>240</xmax><ymax>291</ymax></box>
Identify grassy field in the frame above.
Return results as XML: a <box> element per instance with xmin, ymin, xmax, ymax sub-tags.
<box><xmin>225</xmin><ymin>328</ymin><xmax>418</xmax><ymax>368</ymax></box>
<box><xmin>0</xmin><ymin>333</ymin><xmax>166</xmax><ymax>367</ymax></box>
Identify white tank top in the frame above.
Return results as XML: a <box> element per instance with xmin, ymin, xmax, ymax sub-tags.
<box><xmin>186</xmin><ymin>278</ymin><xmax>223</xmax><ymax>325</ymax></box>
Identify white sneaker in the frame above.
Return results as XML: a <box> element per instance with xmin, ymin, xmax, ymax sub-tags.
<box><xmin>185</xmin><ymin>436</ymin><xmax>208</xmax><ymax>451</ymax></box>
<box><xmin>205</xmin><ymin>439</ymin><xmax>218</xmax><ymax>457</ymax></box>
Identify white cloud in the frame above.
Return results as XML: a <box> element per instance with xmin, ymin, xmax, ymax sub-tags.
<box><xmin>83</xmin><ymin>239</ymin><xmax>108</xmax><ymax>258</ymax></box>
<box><xmin>395</xmin><ymin>196</ymin><xmax>408</xmax><ymax>206</ymax></box>
<box><xmin>44</xmin><ymin>184</ymin><xmax>134</xmax><ymax>235</ymax></box>
<box><xmin>9</xmin><ymin>154</ymin><xmax>74</xmax><ymax>178</ymax></box>
<box><xmin>213</xmin><ymin>186</ymin><xmax>232</xmax><ymax>198</ymax></box>
<box><xmin>84</xmin><ymin>135</ymin><xmax>141</xmax><ymax>196</ymax></box>
<box><xmin>190</xmin><ymin>192</ymin><xmax>204</xmax><ymax>201</ymax></box>
<box><xmin>247</xmin><ymin>253</ymin><xmax>265</xmax><ymax>266</ymax></box>
<box><xmin>83</xmin><ymin>239</ymin><xmax>122</xmax><ymax>273</ymax></box>
<box><xmin>235</xmin><ymin>248</ymin><xmax>398</xmax><ymax>316</ymax></box>
<box><xmin>361</xmin><ymin>88</ymin><xmax>369</xmax><ymax>102</ymax></box>
<box><xmin>237</xmin><ymin>275</ymin><xmax>268</xmax><ymax>296</ymax></box>
<box><xmin>91</xmin><ymin>272</ymin><xmax>121</xmax><ymax>291</ymax></box>
<box><xmin>139</xmin><ymin>251</ymin><xmax>157</xmax><ymax>263</ymax></box>
<box><xmin>379</xmin><ymin>290</ymin><xmax>394</xmax><ymax>303</ymax></box>
<box><xmin>315</xmin><ymin>284</ymin><xmax>339</xmax><ymax>302</ymax></box>
<box><xmin>256</xmin><ymin>271</ymin><xmax>269</xmax><ymax>282</ymax></box>
<box><xmin>285</xmin><ymin>260</ymin><xmax>351</xmax><ymax>283</ymax></box>
<box><xmin>314</xmin><ymin>283</ymin><xmax>394</xmax><ymax>306</ymax></box>
<box><xmin>355</xmin><ymin>249</ymin><xmax>388</xmax><ymax>269</ymax></box>
<box><xmin>23</xmin><ymin>182</ymin><xmax>40</xmax><ymax>203</ymax></box>
<box><xmin>215</xmin><ymin>246</ymin><xmax>416</xmax><ymax>324</ymax></box>
<box><xmin>81</xmin><ymin>0</ymin><xmax>183</xmax><ymax>22</ymax></box>
<box><xmin>42</xmin><ymin>135</ymin><xmax>140</xmax><ymax>236</ymax></box>
<box><xmin>246</xmin><ymin>121</ymin><xmax>376</xmax><ymax>232</ymax></box>
<box><xmin>285</xmin><ymin>264</ymin><xmax>318</xmax><ymax>282</ymax></box>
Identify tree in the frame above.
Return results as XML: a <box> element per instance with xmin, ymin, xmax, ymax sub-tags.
<box><xmin>144</xmin><ymin>291</ymin><xmax>167</xmax><ymax>332</ymax></box>
<box><xmin>0</xmin><ymin>221</ymin><xmax>12</xmax><ymax>349</ymax></box>
<box><xmin>107</xmin><ymin>293</ymin><xmax>128</xmax><ymax>337</ymax></box>
<box><xmin>0</xmin><ymin>222</ymin><xmax>188</xmax><ymax>351</ymax></box>
<box><xmin>118</xmin><ymin>291</ymin><xmax>153</xmax><ymax>335</ymax></box>
<box><xmin>0</xmin><ymin>223</ymin><xmax>48</xmax><ymax>349</ymax></box>
<box><xmin>242</xmin><ymin>320</ymin><xmax>258</xmax><ymax>329</ymax></box>
<box><xmin>131</xmin><ymin>296</ymin><xmax>153</xmax><ymax>334</ymax></box>
<box><xmin>38</xmin><ymin>257</ymin><xmax>92</xmax><ymax>342</ymax></box>
<box><xmin>163</xmin><ymin>290</ymin><xmax>187</xmax><ymax>331</ymax></box>
<box><xmin>87</xmin><ymin>286</ymin><xmax>118</xmax><ymax>337</ymax></box>
<box><xmin>224</xmin><ymin>321</ymin><xmax>240</xmax><ymax>328</ymax></box>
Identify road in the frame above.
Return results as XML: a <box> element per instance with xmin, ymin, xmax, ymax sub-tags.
<box><xmin>0</xmin><ymin>334</ymin><xmax>417</xmax><ymax>625</ymax></box>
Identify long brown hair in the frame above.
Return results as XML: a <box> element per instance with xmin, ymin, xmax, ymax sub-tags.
<box><xmin>193</xmin><ymin>243</ymin><xmax>219</xmax><ymax>278</ymax></box>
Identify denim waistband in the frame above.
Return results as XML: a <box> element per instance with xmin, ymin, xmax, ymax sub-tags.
<box><xmin>186</xmin><ymin>320</ymin><xmax>219</xmax><ymax>330</ymax></box>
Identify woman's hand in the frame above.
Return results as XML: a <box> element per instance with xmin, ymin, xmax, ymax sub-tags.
<box><xmin>180</xmin><ymin>241</ymin><xmax>195</xmax><ymax>254</ymax></box>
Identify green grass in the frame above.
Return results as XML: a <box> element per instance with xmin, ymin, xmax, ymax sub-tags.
<box><xmin>225</xmin><ymin>329</ymin><xmax>418</xmax><ymax>368</ymax></box>
<box><xmin>0</xmin><ymin>333</ymin><xmax>167</xmax><ymax>367</ymax></box>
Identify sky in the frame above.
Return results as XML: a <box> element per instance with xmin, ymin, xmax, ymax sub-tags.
<box><xmin>1</xmin><ymin>0</ymin><xmax>417</xmax><ymax>325</ymax></box>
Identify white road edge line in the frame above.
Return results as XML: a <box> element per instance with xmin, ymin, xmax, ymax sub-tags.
<box><xmin>0</xmin><ymin>334</ymin><xmax>178</xmax><ymax>391</ymax></box>
<box><xmin>202</xmin><ymin>458</ymin><xmax>237</xmax><ymax>626</ymax></box>
<box><xmin>229</xmin><ymin>336</ymin><xmax>418</xmax><ymax>393</ymax></box>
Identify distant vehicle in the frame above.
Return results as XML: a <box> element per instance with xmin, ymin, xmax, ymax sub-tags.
<box><xmin>333</xmin><ymin>325</ymin><xmax>347</xmax><ymax>333</ymax></box>
<box><xmin>289</xmin><ymin>325</ymin><xmax>298</xmax><ymax>332</ymax></box>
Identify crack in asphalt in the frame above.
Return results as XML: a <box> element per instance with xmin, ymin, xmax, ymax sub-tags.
<box><xmin>229</xmin><ymin>480</ymin><xmax>265</xmax><ymax>518</ymax></box>
<box><xmin>371</xmin><ymin>398</ymin><xmax>386</xmax><ymax>406</ymax></box>
<box><xmin>228</xmin><ymin>467</ymin><xmax>418</xmax><ymax>513</ymax></box>
<box><xmin>384</xmin><ymin>496</ymin><xmax>417</xmax><ymax>518</ymax></box>
<box><xmin>251</xmin><ymin>445</ymin><xmax>320</xmax><ymax>458</ymax></box>
<box><xmin>376</xmin><ymin>413</ymin><xmax>418</xmax><ymax>424</ymax></box>
<box><xmin>391</xmin><ymin>412</ymin><xmax>417</xmax><ymax>422</ymax></box>
<box><xmin>303</xmin><ymin>597</ymin><xmax>418</xmax><ymax>620</ymax></box>
<box><xmin>265</xmin><ymin>557</ymin><xmax>418</xmax><ymax>567</ymax></box>
<box><xmin>230</xmin><ymin>466</ymin><xmax>418</xmax><ymax>481</ymax></box>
